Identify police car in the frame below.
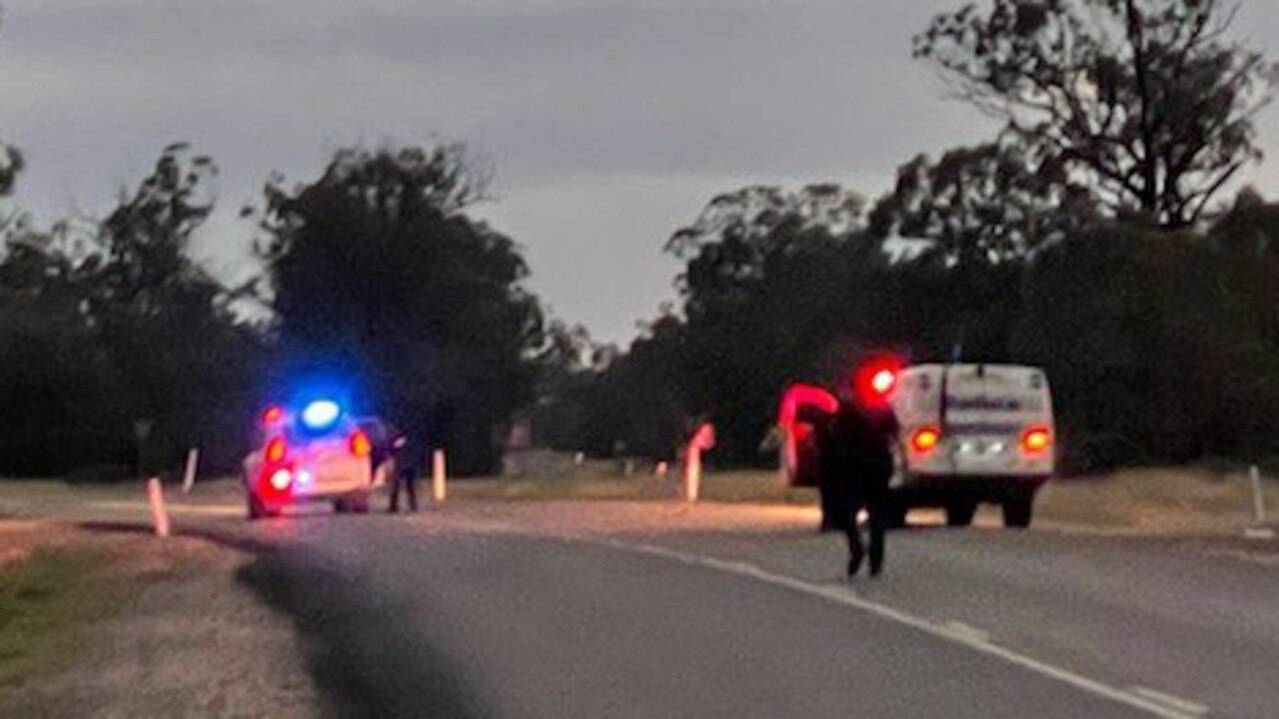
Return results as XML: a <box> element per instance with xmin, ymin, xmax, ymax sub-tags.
<box><xmin>780</xmin><ymin>362</ymin><xmax>1055</xmax><ymax>528</ymax></box>
<box><xmin>242</xmin><ymin>399</ymin><xmax>380</xmax><ymax>519</ymax></box>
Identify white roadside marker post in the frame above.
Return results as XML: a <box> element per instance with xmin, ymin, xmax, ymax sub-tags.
<box><xmin>432</xmin><ymin>449</ymin><xmax>447</xmax><ymax>503</ymax></box>
<box><xmin>181</xmin><ymin>448</ymin><xmax>200</xmax><ymax>494</ymax></box>
<box><xmin>1245</xmin><ymin>465</ymin><xmax>1275</xmax><ymax>540</ymax></box>
<box><xmin>146</xmin><ymin>476</ymin><xmax>170</xmax><ymax>538</ymax></box>
<box><xmin>685</xmin><ymin>448</ymin><xmax>701</xmax><ymax>503</ymax></box>
<box><xmin>685</xmin><ymin>422</ymin><xmax>716</xmax><ymax>504</ymax></box>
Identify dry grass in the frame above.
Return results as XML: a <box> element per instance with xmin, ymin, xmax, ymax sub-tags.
<box><xmin>455</xmin><ymin>463</ymin><xmax>1279</xmax><ymax>536</ymax></box>
<box><xmin>0</xmin><ymin>524</ymin><xmax>225</xmax><ymax>687</ymax></box>
<box><xmin>1036</xmin><ymin>466</ymin><xmax>1279</xmax><ymax>534</ymax></box>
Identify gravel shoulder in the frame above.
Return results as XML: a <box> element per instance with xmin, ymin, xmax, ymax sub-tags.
<box><xmin>0</xmin><ymin>522</ymin><xmax>319</xmax><ymax>718</ymax></box>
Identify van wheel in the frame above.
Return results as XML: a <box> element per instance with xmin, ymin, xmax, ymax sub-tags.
<box><xmin>349</xmin><ymin>496</ymin><xmax>370</xmax><ymax>514</ymax></box>
<box><xmin>946</xmin><ymin>501</ymin><xmax>977</xmax><ymax>527</ymax></box>
<box><xmin>1003</xmin><ymin>491</ymin><xmax>1036</xmax><ymax>528</ymax></box>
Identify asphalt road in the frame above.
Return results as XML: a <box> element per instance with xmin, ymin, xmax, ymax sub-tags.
<box><xmin>5</xmin><ymin>489</ymin><xmax>1278</xmax><ymax>718</ymax></box>
<box><xmin>220</xmin><ymin>502</ymin><xmax>1277</xmax><ymax>719</ymax></box>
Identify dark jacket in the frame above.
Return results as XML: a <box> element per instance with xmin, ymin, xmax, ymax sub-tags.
<box><xmin>393</xmin><ymin>417</ymin><xmax>434</xmax><ymax>476</ymax></box>
<box><xmin>816</xmin><ymin>401</ymin><xmax>899</xmax><ymax>487</ymax></box>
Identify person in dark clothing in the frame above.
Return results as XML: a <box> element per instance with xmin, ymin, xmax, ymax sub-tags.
<box><xmin>385</xmin><ymin>420</ymin><xmax>421</xmax><ymax>513</ymax></box>
<box><xmin>815</xmin><ymin>390</ymin><xmax>900</xmax><ymax>578</ymax></box>
<box><xmin>361</xmin><ymin>417</ymin><xmax>396</xmax><ymax>479</ymax></box>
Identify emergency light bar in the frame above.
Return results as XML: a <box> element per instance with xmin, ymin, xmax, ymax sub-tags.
<box><xmin>300</xmin><ymin>399</ymin><xmax>341</xmax><ymax>430</ymax></box>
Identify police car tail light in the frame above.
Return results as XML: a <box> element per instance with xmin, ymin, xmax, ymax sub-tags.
<box><xmin>265</xmin><ymin>436</ymin><xmax>288</xmax><ymax>463</ymax></box>
<box><xmin>910</xmin><ymin>426</ymin><xmax>941</xmax><ymax>453</ymax></box>
<box><xmin>349</xmin><ymin>429</ymin><xmax>372</xmax><ymax>457</ymax></box>
<box><xmin>268</xmin><ymin>468</ymin><xmax>293</xmax><ymax>491</ymax></box>
<box><xmin>1021</xmin><ymin>426</ymin><xmax>1052</xmax><ymax>454</ymax></box>
<box><xmin>261</xmin><ymin>405</ymin><xmax>284</xmax><ymax>427</ymax></box>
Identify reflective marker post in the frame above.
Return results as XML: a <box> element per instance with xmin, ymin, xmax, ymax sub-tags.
<box><xmin>1245</xmin><ymin>465</ymin><xmax>1275</xmax><ymax>540</ymax></box>
<box><xmin>432</xmin><ymin>449</ymin><xmax>447</xmax><ymax>503</ymax></box>
<box><xmin>685</xmin><ymin>450</ymin><xmax>701</xmax><ymax>503</ymax></box>
<box><xmin>146</xmin><ymin>477</ymin><xmax>170</xmax><ymax>538</ymax></box>
<box><xmin>181</xmin><ymin>448</ymin><xmax>200</xmax><ymax>494</ymax></box>
<box><xmin>685</xmin><ymin>422</ymin><xmax>716</xmax><ymax>504</ymax></box>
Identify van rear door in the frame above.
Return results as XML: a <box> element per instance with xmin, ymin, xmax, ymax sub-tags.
<box><xmin>943</xmin><ymin>365</ymin><xmax>1054</xmax><ymax>478</ymax></box>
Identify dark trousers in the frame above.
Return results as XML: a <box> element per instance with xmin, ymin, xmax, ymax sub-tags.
<box><xmin>389</xmin><ymin>470</ymin><xmax>419</xmax><ymax>512</ymax></box>
<box><xmin>845</xmin><ymin>490</ymin><xmax>888</xmax><ymax>576</ymax></box>
<box><xmin>821</xmin><ymin>470</ymin><xmax>889</xmax><ymax>576</ymax></box>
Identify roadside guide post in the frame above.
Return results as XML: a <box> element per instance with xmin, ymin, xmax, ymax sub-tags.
<box><xmin>685</xmin><ymin>422</ymin><xmax>716</xmax><ymax>503</ymax></box>
<box><xmin>146</xmin><ymin>476</ymin><xmax>170</xmax><ymax>538</ymax></box>
<box><xmin>181</xmin><ymin>447</ymin><xmax>200</xmax><ymax>494</ymax></box>
<box><xmin>1245</xmin><ymin>465</ymin><xmax>1275</xmax><ymax>540</ymax></box>
<box><xmin>432</xmin><ymin>449</ymin><xmax>447</xmax><ymax>503</ymax></box>
<box><xmin>133</xmin><ymin>418</ymin><xmax>170</xmax><ymax>538</ymax></box>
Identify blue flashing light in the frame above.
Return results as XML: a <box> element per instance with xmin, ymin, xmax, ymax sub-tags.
<box><xmin>301</xmin><ymin>399</ymin><xmax>342</xmax><ymax>430</ymax></box>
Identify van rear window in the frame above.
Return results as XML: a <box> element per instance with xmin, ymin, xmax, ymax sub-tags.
<box><xmin>946</xmin><ymin>396</ymin><xmax>1023</xmax><ymax>411</ymax></box>
<box><xmin>947</xmin><ymin>422</ymin><xmax>1021</xmax><ymax>435</ymax></box>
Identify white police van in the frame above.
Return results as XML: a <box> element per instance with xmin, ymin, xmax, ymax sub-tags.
<box><xmin>889</xmin><ymin>364</ymin><xmax>1054</xmax><ymax>527</ymax></box>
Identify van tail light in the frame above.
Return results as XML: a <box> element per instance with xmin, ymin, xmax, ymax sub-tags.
<box><xmin>265</xmin><ymin>436</ymin><xmax>287</xmax><ymax>463</ymax></box>
<box><xmin>350</xmin><ymin>429</ymin><xmax>372</xmax><ymax>458</ymax></box>
<box><xmin>1022</xmin><ymin>426</ymin><xmax>1052</xmax><ymax>454</ymax></box>
<box><xmin>910</xmin><ymin>426</ymin><xmax>941</xmax><ymax>453</ymax></box>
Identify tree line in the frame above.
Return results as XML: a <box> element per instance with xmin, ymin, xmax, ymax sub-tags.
<box><xmin>532</xmin><ymin>0</ymin><xmax>1279</xmax><ymax>474</ymax></box>
<box><xmin>2</xmin><ymin>0</ymin><xmax>1277</xmax><ymax>479</ymax></box>
<box><xmin>0</xmin><ymin>142</ymin><xmax>547</xmax><ymax>478</ymax></box>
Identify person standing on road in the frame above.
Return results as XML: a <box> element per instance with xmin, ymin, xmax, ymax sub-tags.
<box><xmin>388</xmin><ymin>418</ymin><xmax>427</xmax><ymax>513</ymax></box>
<box><xmin>815</xmin><ymin>364</ymin><xmax>901</xmax><ymax>578</ymax></box>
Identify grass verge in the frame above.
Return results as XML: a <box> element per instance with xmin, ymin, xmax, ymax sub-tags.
<box><xmin>0</xmin><ymin>544</ymin><xmax>171</xmax><ymax>687</ymax></box>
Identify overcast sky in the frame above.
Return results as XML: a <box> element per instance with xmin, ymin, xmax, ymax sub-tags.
<box><xmin>2</xmin><ymin>0</ymin><xmax>1278</xmax><ymax>344</ymax></box>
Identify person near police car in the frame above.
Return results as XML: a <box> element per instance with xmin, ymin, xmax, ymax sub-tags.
<box><xmin>388</xmin><ymin>418</ymin><xmax>429</xmax><ymax>513</ymax></box>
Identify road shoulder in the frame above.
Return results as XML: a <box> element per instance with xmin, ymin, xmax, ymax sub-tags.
<box><xmin>0</xmin><ymin>521</ymin><xmax>319</xmax><ymax>718</ymax></box>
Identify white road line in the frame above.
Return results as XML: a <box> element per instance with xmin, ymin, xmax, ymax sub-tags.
<box><xmin>1130</xmin><ymin>687</ymin><xmax>1210</xmax><ymax>717</ymax></box>
<box><xmin>581</xmin><ymin>536</ymin><xmax>1206</xmax><ymax>719</ymax></box>
<box><xmin>938</xmin><ymin>620</ymin><xmax>991</xmax><ymax>644</ymax></box>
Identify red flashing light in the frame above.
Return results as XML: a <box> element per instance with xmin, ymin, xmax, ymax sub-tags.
<box><xmin>871</xmin><ymin>369</ymin><xmax>897</xmax><ymax>395</ymax></box>
<box><xmin>261</xmin><ymin>405</ymin><xmax>284</xmax><ymax>426</ymax></box>
<box><xmin>265</xmin><ymin>436</ymin><xmax>287</xmax><ymax>463</ymax></box>
<box><xmin>1022</xmin><ymin>426</ymin><xmax>1053</xmax><ymax>454</ymax></box>
<box><xmin>853</xmin><ymin>356</ymin><xmax>904</xmax><ymax>408</ymax></box>
<box><xmin>911</xmin><ymin>426</ymin><xmax>941</xmax><ymax>453</ymax></box>
<box><xmin>350</xmin><ymin>429</ymin><xmax>372</xmax><ymax>457</ymax></box>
